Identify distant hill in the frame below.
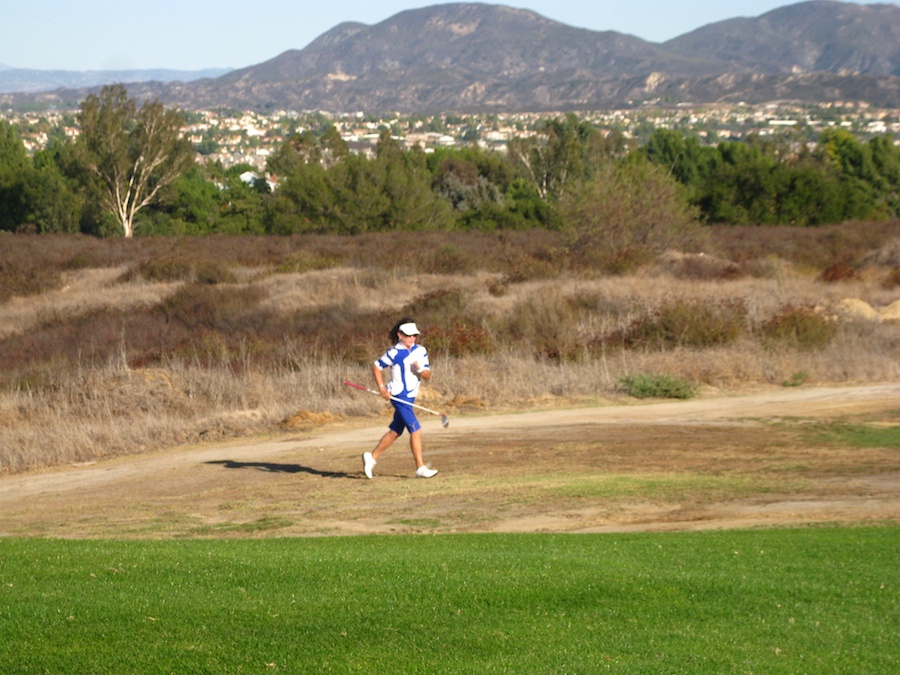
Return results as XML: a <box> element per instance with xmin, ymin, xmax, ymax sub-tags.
<box><xmin>665</xmin><ymin>1</ymin><xmax>900</xmax><ymax>76</ymax></box>
<box><xmin>3</xmin><ymin>1</ymin><xmax>899</xmax><ymax>113</ymax></box>
<box><xmin>0</xmin><ymin>67</ymin><xmax>232</xmax><ymax>94</ymax></box>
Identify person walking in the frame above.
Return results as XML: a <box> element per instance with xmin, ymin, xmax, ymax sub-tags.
<box><xmin>362</xmin><ymin>318</ymin><xmax>438</xmax><ymax>479</ymax></box>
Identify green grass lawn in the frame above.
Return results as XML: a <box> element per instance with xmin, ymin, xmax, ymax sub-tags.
<box><xmin>1</xmin><ymin>527</ymin><xmax>896</xmax><ymax>673</ymax></box>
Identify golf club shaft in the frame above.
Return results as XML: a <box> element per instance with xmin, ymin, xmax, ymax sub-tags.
<box><xmin>343</xmin><ymin>380</ymin><xmax>444</xmax><ymax>418</ymax></box>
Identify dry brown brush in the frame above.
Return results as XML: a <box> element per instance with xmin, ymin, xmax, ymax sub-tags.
<box><xmin>1</xmin><ymin>225</ymin><xmax>899</xmax><ymax>473</ymax></box>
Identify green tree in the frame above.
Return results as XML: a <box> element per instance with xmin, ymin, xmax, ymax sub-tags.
<box><xmin>139</xmin><ymin>164</ymin><xmax>222</xmax><ymax>235</ymax></box>
<box><xmin>0</xmin><ymin>121</ymin><xmax>31</xmax><ymax>232</ymax></box>
<box><xmin>425</xmin><ymin>145</ymin><xmax>548</xmax><ymax>230</ymax></box>
<box><xmin>266</xmin><ymin>158</ymin><xmax>334</xmax><ymax>234</ymax></box>
<box><xmin>507</xmin><ymin>114</ymin><xmax>617</xmax><ymax>200</ymax></box>
<box><xmin>76</xmin><ymin>84</ymin><xmax>194</xmax><ymax>237</ymax></box>
<box><xmin>642</xmin><ymin>129</ymin><xmax>716</xmax><ymax>201</ymax></box>
<box><xmin>868</xmin><ymin>134</ymin><xmax>900</xmax><ymax>217</ymax></box>
<box><xmin>23</xmin><ymin>157</ymin><xmax>84</xmax><ymax>233</ymax></box>
<box><xmin>372</xmin><ymin>132</ymin><xmax>452</xmax><ymax>231</ymax></box>
<box><xmin>265</xmin><ymin>128</ymin><xmax>348</xmax><ymax>233</ymax></box>
<box><xmin>328</xmin><ymin>153</ymin><xmax>391</xmax><ymax>233</ymax></box>
<box><xmin>271</xmin><ymin>129</ymin><xmax>452</xmax><ymax>234</ymax></box>
<box><xmin>267</xmin><ymin>130</ymin><xmax>321</xmax><ymax>178</ymax></box>
<box><xmin>319</xmin><ymin>125</ymin><xmax>349</xmax><ymax>169</ymax></box>
<box><xmin>432</xmin><ymin>155</ymin><xmax>502</xmax><ymax>213</ymax></box>
<box><xmin>814</xmin><ymin>128</ymin><xmax>877</xmax><ymax>220</ymax></box>
<box><xmin>214</xmin><ymin>165</ymin><xmax>267</xmax><ymax>234</ymax></box>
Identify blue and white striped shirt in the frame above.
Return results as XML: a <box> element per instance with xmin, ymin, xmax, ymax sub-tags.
<box><xmin>374</xmin><ymin>342</ymin><xmax>429</xmax><ymax>400</ymax></box>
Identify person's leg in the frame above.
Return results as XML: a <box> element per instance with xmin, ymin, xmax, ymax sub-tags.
<box><xmin>410</xmin><ymin>429</ymin><xmax>437</xmax><ymax>477</ymax></box>
<box><xmin>387</xmin><ymin>402</ymin><xmax>435</xmax><ymax>477</ymax></box>
<box><xmin>363</xmin><ymin>429</ymin><xmax>398</xmax><ymax>478</ymax></box>
<box><xmin>409</xmin><ymin>429</ymin><xmax>424</xmax><ymax>468</ymax></box>
<box><xmin>363</xmin><ymin>409</ymin><xmax>405</xmax><ymax>478</ymax></box>
<box><xmin>393</xmin><ymin>405</ymin><xmax>425</xmax><ymax>468</ymax></box>
<box><xmin>373</xmin><ymin>407</ymin><xmax>406</xmax><ymax>462</ymax></box>
<box><xmin>371</xmin><ymin>429</ymin><xmax>399</xmax><ymax>461</ymax></box>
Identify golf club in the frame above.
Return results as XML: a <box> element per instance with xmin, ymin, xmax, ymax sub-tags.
<box><xmin>343</xmin><ymin>380</ymin><xmax>450</xmax><ymax>428</ymax></box>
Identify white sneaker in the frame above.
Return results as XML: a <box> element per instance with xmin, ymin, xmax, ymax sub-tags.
<box><xmin>362</xmin><ymin>452</ymin><xmax>376</xmax><ymax>479</ymax></box>
<box><xmin>415</xmin><ymin>465</ymin><xmax>438</xmax><ymax>478</ymax></box>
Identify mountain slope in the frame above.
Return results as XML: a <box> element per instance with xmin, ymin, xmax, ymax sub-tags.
<box><xmin>666</xmin><ymin>0</ymin><xmax>900</xmax><ymax>76</ymax></box>
<box><xmin>3</xmin><ymin>1</ymin><xmax>899</xmax><ymax>112</ymax></box>
<box><xmin>228</xmin><ymin>4</ymin><xmax>708</xmax><ymax>82</ymax></box>
<box><xmin>193</xmin><ymin>3</ymin><xmax>720</xmax><ymax>112</ymax></box>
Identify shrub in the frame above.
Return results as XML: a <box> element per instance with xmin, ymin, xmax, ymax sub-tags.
<box><xmin>613</xmin><ymin>299</ymin><xmax>747</xmax><ymax>350</ymax></box>
<box><xmin>194</xmin><ymin>261</ymin><xmax>239</xmax><ymax>285</ymax></box>
<box><xmin>0</xmin><ymin>263</ymin><xmax>62</xmax><ymax>302</ymax></box>
<box><xmin>425</xmin><ymin>244</ymin><xmax>477</xmax><ymax>275</ymax></box>
<box><xmin>274</xmin><ymin>250</ymin><xmax>340</xmax><ymax>274</ymax></box>
<box><xmin>498</xmin><ymin>287</ymin><xmax>587</xmax><ymax>359</ymax></box>
<box><xmin>619</xmin><ymin>372</ymin><xmax>697</xmax><ymax>399</ymax></box>
<box><xmin>425</xmin><ymin>322</ymin><xmax>494</xmax><ymax>357</ymax></box>
<box><xmin>486</xmin><ymin>277</ymin><xmax>509</xmax><ymax>297</ymax></box>
<box><xmin>668</xmin><ymin>252</ymin><xmax>744</xmax><ymax>281</ymax></box>
<box><xmin>783</xmin><ymin>371</ymin><xmax>809</xmax><ymax>387</ymax></box>
<box><xmin>558</xmin><ymin>160</ymin><xmax>703</xmax><ymax>274</ymax></box>
<box><xmin>759</xmin><ymin>304</ymin><xmax>837</xmax><ymax>351</ymax></box>
<box><xmin>119</xmin><ymin>258</ymin><xmax>193</xmax><ymax>283</ymax></box>
<box><xmin>818</xmin><ymin>261</ymin><xmax>859</xmax><ymax>283</ymax></box>
<box><xmin>402</xmin><ymin>289</ymin><xmax>470</xmax><ymax>325</ymax></box>
<box><xmin>119</xmin><ymin>258</ymin><xmax>237</xmax><ymax>285</ymax></box>
<box><xmin>598</xmin><ymin>245</ymin><xmax>655</xmax><ymax>276</ymax></box>
<box><xmin>0</xmin><ymin>306</ymin><xmax>137</xmax><ymax>388</ymax></box>
<box><xmin>503</xmin><ymin>247</ymin><xmax>564</xmax><ymax>282</ymax></box>
<box><xmin>882</xmin><ymin>267</ymin><xmax>900</xmax><ymax>290</ymax></box>
<box><xmin>158</xmin><ymin>284</ymin><xmax>268</xmax><ymax>333</ymax></box>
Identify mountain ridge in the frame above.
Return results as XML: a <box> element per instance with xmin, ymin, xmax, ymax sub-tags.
<box><xmin>3</xmin><ymin>1</ymin><xmax>899</xmax><ymax>112</ymax></box>
<box><xmin>0</xmin><ymin>67</ymin><xmax>231</xmax><ymax>95</ymax></box>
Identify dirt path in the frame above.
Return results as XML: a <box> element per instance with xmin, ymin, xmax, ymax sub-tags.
<box><xmin>1</xmin><ymin>384</ymin><xmax>898</xmax><ymax>538</ymax></box>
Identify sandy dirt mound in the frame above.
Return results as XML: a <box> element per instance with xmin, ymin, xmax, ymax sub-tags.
<box><xmin>0</xmin><ymin>384</ymin><xmax>897</xmax><ymax>538</ymax></box>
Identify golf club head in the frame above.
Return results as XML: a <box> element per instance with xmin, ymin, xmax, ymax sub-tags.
<box><xmin>441</xmin><ymin>415</ymin><xmax>450</xmax><ymax>428</ymax></box>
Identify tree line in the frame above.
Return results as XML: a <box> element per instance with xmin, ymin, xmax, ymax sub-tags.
<box><xmin>1</xmin><ymin>85</ymin><xmax>899</xmax><ymax>242</ymax></box>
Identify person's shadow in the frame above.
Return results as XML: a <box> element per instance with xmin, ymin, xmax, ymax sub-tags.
<box><xmin>205</xmin><ymin>459</ymin><xmax>355</xmax><ymax>478</ymax></box>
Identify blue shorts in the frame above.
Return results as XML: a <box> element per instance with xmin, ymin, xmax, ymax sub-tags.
<box><xmin>388</xmin><ymin>399</ymin><xmax>421</xmax><ymax>435</ymax></box>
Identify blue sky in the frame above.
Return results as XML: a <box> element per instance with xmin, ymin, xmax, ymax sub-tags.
<box><xmin>3</xmin><ymin>1</ymin><xmax>895</xmax><ymax>72</ymax></box>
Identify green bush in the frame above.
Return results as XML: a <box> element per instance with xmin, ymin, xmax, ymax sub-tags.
<box><xmin>619</xmin><ymin>372</ymin><xmax>697</xmax><ymax>399</ymax></box>
<box><xmin>782</xmin><ymin>371</ymin><xmax>809</xmax><ymax>387</ymax></box>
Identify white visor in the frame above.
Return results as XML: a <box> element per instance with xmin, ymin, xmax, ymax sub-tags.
<box><xmin>398</xmin><ymin>322</ymin><xmax>420</xmax><ymax>336</ymax></box>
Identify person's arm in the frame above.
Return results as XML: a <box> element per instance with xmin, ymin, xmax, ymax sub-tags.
<box><xmin>372</xmin><ymin>363</ymin><xmax>390</xmax><ymax>399</ymax></box>
<box><xmin>411</xmin><ymin>357</ymin><xmax>431</xmax><ymax>382</ymax></box>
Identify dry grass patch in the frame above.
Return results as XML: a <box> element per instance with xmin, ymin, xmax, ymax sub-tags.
<box><xmin>0</xmin><ymin>267</ymin><xmax>181</xmax><ymax>339</ymax></box>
